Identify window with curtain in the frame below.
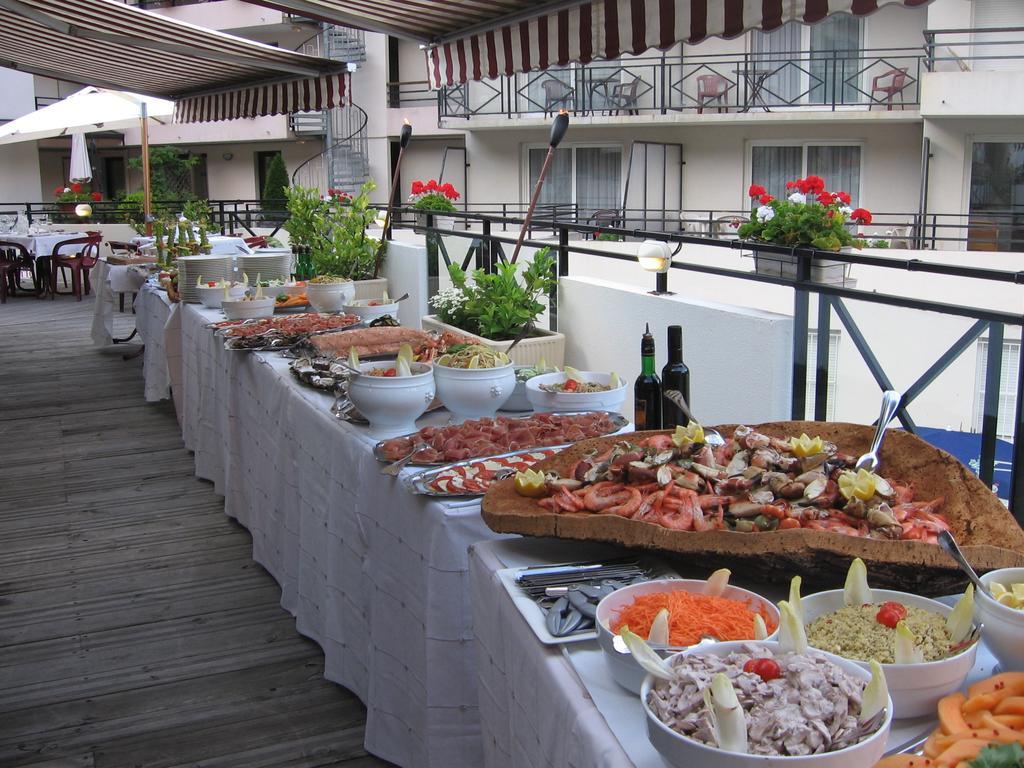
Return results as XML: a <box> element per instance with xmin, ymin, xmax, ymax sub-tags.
<box><xmin>527</xmin><ymin>145</ymin><xmax>621</xmax><ymax>221</ymax></box>
<box><xmin>809</xmin><ymin>14</ymin><xmax>863</xmax><ymax>104</ymax></box>
<box><xmin>752</xmin><ymin>22</ymin><xmax>802</xmax><ymax>105</ymax></box>
<box><xmin>974</xmin><ymin>339</ymin><xmax>1021</xmax><ymax>439</ymax></box>
<box><xmin>969</xmin><ymin>142</ymin><xmax>1024</xmax><ymax>251</ymax></box>
<box><xmin>751</xmin><ymin>144</ymin><xmax>861</xmax><ymax>203</ymax></box>
<box><xmin>805</xmin><ymin>330</ymin><xmax>841</xmax><ymax>421</ymax></box>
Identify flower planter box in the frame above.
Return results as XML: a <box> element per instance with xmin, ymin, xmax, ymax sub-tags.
<box><xmin>752</xmin><ymin>249</ymin><xmax>851</xmax><ymax>285</ymax></box>
<box><xmin>415</xmin><ymin>213</ymin><xmax>456</xmax><ymax>230</ymax></box>
<box><xmin>353</xmin><ymin>277</ymin><xmax>388</xmax><ymax>301</ymax></box>
<box><xmin>421</xmin><ymin>314</ymin><xmax>565</xmax><ymax>367</ymax></box>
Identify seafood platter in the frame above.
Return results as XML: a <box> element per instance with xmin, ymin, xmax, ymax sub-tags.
<box><xmin>403</xmin><ymin>448</ymin><xmax>562</xmax><ymax>497</ymax></box>
<box><xmin>373</xmin><ymin>411</ymin><xmax>629</xmax><ymax>466</ymax></box>
<box><xmin>212</xmin><ymin>313</ymin><xmax>363</xmax><ymax>351</ymax></box>
<box><xmin>481</xmin><ymin>421</ymin><xmax>1024</xmax><ymax>593</ymax></box>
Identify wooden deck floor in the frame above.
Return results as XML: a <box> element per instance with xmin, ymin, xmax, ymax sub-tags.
<box><xmin>0</xmin><ymin>294</ymin><xmax>390</xmax><ymax>768</ymax></box>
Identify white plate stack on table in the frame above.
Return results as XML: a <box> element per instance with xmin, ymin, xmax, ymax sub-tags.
<box><xmin>236</xmin><ymin>252</ymin><xmax>292</xmax><ymax>285</ymax></box>
<box><xmin>175</xmin><ymin>255</ymin><xmax>233</xmax><ymax>303</ymax></box>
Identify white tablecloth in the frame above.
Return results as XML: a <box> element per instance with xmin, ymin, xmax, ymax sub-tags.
<box><xmin>3</xmin><ymin>231</ymin><xmax>88</xmax><ymax>257</ymax></box>
<box><xmin>89</xmin><ymin>258</ymin><xmax>151</xmax><ymax>347</ymax></box>
<box><xmin>470</xmin><ymin>539</ymin><xmax>636</xmax><ymax>768</ymax></box>
<box><xmin>133</xmin><ymin>282</ymin><xmax>180</xmax><ymax>405</ymax></box>
<box><xmin>176</xmin><ymin>302</ymin><xmax>506</xmax><ymax>768</ymax></box>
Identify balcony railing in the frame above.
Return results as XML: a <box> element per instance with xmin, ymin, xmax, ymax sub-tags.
<box><xmin>440</xmin><ymin>48</ymin><xmax>926</xmax><ymax>119</ymax></box>
<box><xmin>924</xmin><ymin>27</ymin><xmax>1024</xmax><ymax>72</ymax></box>
<box><xmin>387</xmin><ymin>80</ymin><xmax>438</xmax><ymax>109</ymax></box>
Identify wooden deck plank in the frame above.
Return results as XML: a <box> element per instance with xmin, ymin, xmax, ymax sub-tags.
<box><xmin>0</xmin><ymin>295</ymin><xmax>390</xmax><ymax>767</ymax></box>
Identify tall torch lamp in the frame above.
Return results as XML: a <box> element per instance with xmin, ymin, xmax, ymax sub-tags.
<box><xmin>374</xmin><ymin>118</ymin><xmax>412</xmax><ymax>278</ymax></box>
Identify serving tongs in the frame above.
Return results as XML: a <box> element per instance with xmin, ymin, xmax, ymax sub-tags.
<box><xmin>855</xmin><ymin>390</ymin><xmax>901</xmax><ymax>472</ymax></box>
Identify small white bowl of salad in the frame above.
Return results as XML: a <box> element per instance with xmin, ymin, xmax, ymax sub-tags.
<box><xmin>525</xmin><ymin>368</ymin><xmax>627</xmax><ymax>413</ymax></box>
<box><xmin>502</xmin><ymin>362</ymin><xmax>557</xmax><ymax>412</ymax></box>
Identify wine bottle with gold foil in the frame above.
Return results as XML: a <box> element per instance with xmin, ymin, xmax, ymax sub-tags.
<box><xmin>661</xmin><ymin>324</ymin><xmax>691</xmax><ymax>429</ymax></box>
<box><xmin>634</xmin><ymin>323</ymin><xmax>662</xmax><ymax>430</ymax></box>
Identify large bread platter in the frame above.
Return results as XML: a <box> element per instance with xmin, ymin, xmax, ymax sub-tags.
<box><xmin>481</xmin><ymin>421</ymin><xmax>1024</xmax><ymax>594</ymax></box>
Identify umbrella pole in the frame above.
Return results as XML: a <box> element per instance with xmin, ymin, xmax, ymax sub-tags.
<box><xmin>140</xmin><ymin>103</ymin><xmax>152</xmax><ymax>236</ymax></box>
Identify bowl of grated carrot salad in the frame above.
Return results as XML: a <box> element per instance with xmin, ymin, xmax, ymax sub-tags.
<box><xmin>596</xmin><ymin>578</ymin><xmax>780</xmax><ymax>693</ymax></box>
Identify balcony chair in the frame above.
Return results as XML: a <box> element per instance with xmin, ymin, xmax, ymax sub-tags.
<box><xmin>869</xmin><ymin>68</ymin><xmax>909</xmax><ymax>111</ymax></box>
<box><xmin>696</xmin><ymin>74</ymin><xmax>731</xmax><ymax>114</ymax></box>
<box><xmin>244</xmin><ymin>235</ymin><xmax>268</xmax><ymax>249</ymax></box>
<box><xmin>541</xmin><ymin>78</ymin><xmax>575</xmax><ymax>116</ymax></box>
<box><xmin>0</xmin><ymin>241</ymin><xmax>33</xmax><ymax>303</ymax></box>
<box><xmin>586</xmin><ymin>209</ymin><xmax>623</xmax><ymax>239</ymax></box>
<box><xmin>49</xmin><ymin>234</ymin><xmax>102</xmax><ymax>301</ymax></box>
<box><xmin>608</xmin><ymin>76</ymin><xmax>643</xmax><ymax>115</ymax></box>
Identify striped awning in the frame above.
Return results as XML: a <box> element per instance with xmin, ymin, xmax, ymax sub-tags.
<box><xmin>0</xmin><ymin>0</ymin><xmax>348</xmax><ymax>122</ymax></box>
<box><xmin>242</xmin><ymin>0</ymin><xmax>932</xmax><ymax>88</ymax></box>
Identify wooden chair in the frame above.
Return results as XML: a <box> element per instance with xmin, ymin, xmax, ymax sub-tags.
<box><xmin>0</xmin><ymin>241</ymin><xmax>32</xmax><ymax>303</ymax></box>
<box><xmin>49</xmin><ymin>234</ymin><xmax>102</xmax><ymax>301</ymax></box>
<box><xmin>696</xmin><ymin>74</ymin><xmax>731</xmax><ymax>114</ymax></box>
<box><xmin>870</xmin><ymin>68</ymin><xmax>909</xmax><ymax>111</ymax></box>
<box><xmin>608</xmin><ymin>76</ymin><xmax>643</xmax><ymax>115</ymax></box>
<box><xmin>541</xmin><ymin>78</ymin><xmax>575</xmax><ymax>116</ymax></box>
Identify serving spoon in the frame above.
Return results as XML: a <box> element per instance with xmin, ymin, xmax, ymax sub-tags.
<box><xmin>937</xmin><ymin>530</ymin><xmax>987</xmax><ymax>594</ymax></box>
<box><xmin>855</xmin><ymin>390</ymin><xmax>901</xmax><ymax>472</ymax></box>
<box><xmin>380</xmin><ymin>441</ymin><xmax>430</xmax><ymax>476</ymax></box>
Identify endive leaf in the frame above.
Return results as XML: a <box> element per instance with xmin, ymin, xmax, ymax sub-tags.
<box><xmin>777</xmin><ymin>600</ymin><xmax>807</xmax><ymax>654</ymax></box>
<box><xmin>789</xmin><ymin>575</ymin><xmax>803</xmax><ymax>624</ymax></box>
<box><xmin>753</xmin><ymin>614</ymin><xmax>768</xmax><ymax>640</ymax></box>
<box><xmin>860</xmin><ymin>659</ymin><xmax>889</xmax><ymax>724</ymax></box>
<box><xmin>619</xmin><ymin>627</ymin><xmax>673</xmax><ymax>681</ymax></box>
<box><xmin>946</xmin><ymin>584</ymin><xmax>974</xmax><ymax>644</ymax></box>
<box><xmin>647</xmin><ymin>608</ymin><xmax>670</xmax><ymax>646</ymax></box>
<box><xmin>348</xmin><ymin>347</ymin><xmax>360</xmax><ymax>370</ymax></box>
<box><xmin>705</xmin><ymin>673</ymin><xmax>748</xmax><ymax>754</ymax></box>
<box><xmin>704</xmin><ymin>568</ymin><xmax>731</xmax><ymax>597</ymax></box>
<box><xmin>609</xmin><ymin>372</ymin><xmax>620</xmax><ymax>389</ymax></box>
<box><xmin>894</xmin><ymin>620</ymin><xmax>924</xmax><ymax>664</ymax></box>
<box><xmin>396</xmin><ymin>357</ymin><xmax>412</xmax><ymax>377</ymax></box>
<box><xmin>397</xmin><ymin>343</ymin><xmax>414</xmax><ymax>367</ymax></box>
<box><xmin>844</xmin><ymin>558</ymin><xmax>872</xmax><ymax>607</ymax></box>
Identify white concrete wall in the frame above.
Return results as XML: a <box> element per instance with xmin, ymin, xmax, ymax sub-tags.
<box><xmin>922</xmin><ymin>71</ymin><xmax>1024</xmax><ymax>117</ymax></box>
<box><xmin>145</xmin><ymin>0</ymin><xmax>283</xmax><ymax>29</ymax></box>
<box><xmin>0</xmin><ymin>69</ymin><xmax>42</xmax><ymax>203</ymax></box>
<box><xmin>557</xmin><ymin>276</ymin><xmax>793</xmax><ymax>423</ymax></box>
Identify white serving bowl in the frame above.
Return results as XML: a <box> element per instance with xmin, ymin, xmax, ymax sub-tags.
<box><xmin>500</xmin><ymin>366</ymin><xmax>539</xmax><ymax>412</ymax></box>
<box><xmin>976</xmin><ymin>567</ymin><xmax>1024</xmax><ymax>671</ymax></box>
<box><xmin>221</xmin><ymin>297</ymin><xmax>276</xmax><ymax>321</ymax></box>
<box><xmin>641</xmin><ymin>640</ymin><xmax>893</xmax><ymax>768</ymax></box>
<box><xmin>433</xmin><ymin>361</ymin><xmax>515</xmax><ymax>423</ymax></box>
<box><xmin>196</xmin><ymin>283</ymin><xmax>246</xmax><ymax>308</ymax></box>
<box><xmin>306</xmin><ymin>280</ymin><xmax>355</xmax><ymax>312</ymax></box>
<box><xmin>254</xmin><ymin>283</ymin><xmax>303</xmax><ymax>300</ymax></box>
<box><xmin>342</xmin><ymin>298</ymin><xmax>400</xmax><ymax>323</ymax></box>
<box><xmin>347</xmin><ymin>361</ymin><xmax>435</xmax><ymax>439</ymax></box>
<box><xmin>596</xmin><ymin>579</ymin><xmax>780</xmax><ymax>694</ymax></box>
<box><xmin>801</xmin><ymin>588</ymin><xmax>979</xmax><ymax>718</ymax></box>
<box><xmin>525</xmin><ymin>371</ymin><xmax>628</xmax><ymax>413</ymax></box>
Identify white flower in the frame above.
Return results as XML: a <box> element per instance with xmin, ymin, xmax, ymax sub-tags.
<box><xmin>788</xmin><ymin>192</ymin><xmax>807</xmax><ymax>204</ymax></box>
<box><xmin>430</xmin><ymin>286</ymin><xmax>467</xmax><ymax>314</ymax></box>
<box><xmin>756</xmin><ymin>205</ymin><xmax>775</xmax><ymax>223</ymax></box>
<box><xmin>63</xmin><ymin>187</ymin><xmax>71</xmax><ymax>193</ymax></box>
<box><xmin>839</xmin><ymin>205</ymin><xmax>853</xmax><ymax>216</ymax></box>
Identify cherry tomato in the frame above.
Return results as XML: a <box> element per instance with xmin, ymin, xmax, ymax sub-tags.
<box><xmin>384</xmin><ymin>368</ymin><xmax>397</xmax><ymax>377</ymax></box>
<box><xmin>778</xmin><ymin>518</ymin><xmax>802</xmax><ymax>530</ymax></box>
<box><xmin>743</xmin><ymin>658</ymin><xmax>782</xmax><ymax>682</ymax></box>
<box><xmin>875</xmin><ymin>602</ymin><xmax>907</xmax><ymax>629</ymax></box>
<box><xmin>563</xmin><ymin>379</ymin><xmax>579</xmax><ymax>392</ymax></box>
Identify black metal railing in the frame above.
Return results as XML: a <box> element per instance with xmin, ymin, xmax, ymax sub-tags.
<box><xmin>439</xmin><ymin>48</ymin><xmax>926</xmax><ymax>119</ymax></box>
<box><xmin>391</xmin><ymin>206</ymin><xmax>1024</xmax><ymax>516</ymax></box>
<box><xmin>924</xmin><ymin>27</ymin><xmax>1024</xmax><ymax>71</ymax></box>
<box><xmin>387</xmin><ymin>80</ymin><xmax>438</xmax><ymax>109</ymax></box>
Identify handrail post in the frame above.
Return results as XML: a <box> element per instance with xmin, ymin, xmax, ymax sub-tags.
<box><xmin>1011</xmin><ymin>336</ymin><xmax>1024</xmax><ymax>520</ymax></box>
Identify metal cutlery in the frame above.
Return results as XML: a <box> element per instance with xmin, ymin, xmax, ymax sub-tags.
<box><xmin>855</xmin><ymin>390</ymin><xmax>901</xmax><ymax>472</ymax></box>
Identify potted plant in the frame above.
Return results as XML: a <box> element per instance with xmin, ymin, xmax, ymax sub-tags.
<box><xmin>422</xmin><ymin>248</ymin><xmax>566</xmax><ymax>366</ymax></box>
<box><xmin>409</xmin><ymin>179</ymin><xmax>459</xmax><ymax>229</ymax></box>
<box><xmin>55</xmin><ymin>182</ymin><xmax>103</xmax><ymax>222</ymax></box>
<box><xmin>737</xmin><ymin>176</ymin><xmax>872</xmax><ymax>284</ymax></box>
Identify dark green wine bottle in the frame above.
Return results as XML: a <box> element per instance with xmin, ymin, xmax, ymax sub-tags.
<box><xmin>634</xmin><ymin>323</ymin><xmax>662</xmax><ymax>430</ymax></box>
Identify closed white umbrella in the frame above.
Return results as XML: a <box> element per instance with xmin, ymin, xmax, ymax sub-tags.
<box><xmin>69</xmin><ymin>132</ymin><xmax>92</xmax><ymax>182</ymax></box>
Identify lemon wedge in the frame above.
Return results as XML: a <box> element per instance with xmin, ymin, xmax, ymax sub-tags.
<box><xmin>672</xmin><ymin>420</ymin><xmax>705</xmax><ymax>448</ymax></box>
<box><xmin>990</xmin><ymin>581</ymin><xmax>1024</xmax><ymax>609</ymax></box>
<box><xmin>789</xmin><ymin>433</ymin><xmax>824</xmax><ymax>457</ymax></box>
<box><xmin>838</xmin><ymin>468</ymin><xmax>879</xmax><ymax>501</ymax></box>
<box><xmin>514</xmin><ymin>469</ymin><xmax>547</xmax><ymax>498</ymax></box>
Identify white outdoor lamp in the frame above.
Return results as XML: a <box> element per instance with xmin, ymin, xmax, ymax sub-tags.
<box><xmin>74</xmin><ymin>203</ymin><xmax>93</xmax><ymax>219</ymax></box>
<box><xmin>636</xmin><ymin>239</ymin><xmax>674</xmax><ymax>295</ymax></box>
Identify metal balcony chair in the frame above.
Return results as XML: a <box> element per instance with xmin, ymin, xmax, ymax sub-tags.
<box><xmin>541</xmin><ymin>78</ymin><xmax>575</xmax><ymax>116</ymax></box>
<box><xmin>869</xmin><ymin>68</ymin><xmax>909</xmax><ymax>111</ymax></box>
<box><xmin>586</xmin><ymin>209</ymin><xmax>623</xmax><ymax>239</ymax></box>
<box><xmin>608</xmin><ymin>76</ymin><xmax>643</xmax><ymax>115</ymax></box>
<box><xmin>696</xmin><ymin>74</ymin><xmax>731</xmax><ymax>114</ymax></box>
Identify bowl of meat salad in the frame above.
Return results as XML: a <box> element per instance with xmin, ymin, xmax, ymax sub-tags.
<box><xmin>641</xmin><ymin>640</ymin><xmax>892</xmax><ymax>768</ymax></box>
<box><xmin>801</xmin><ymin>577</ymin><xmax>979</xmax><ymax>718</ymax></box>
<box><xmin>526</xmin><ymin>370</ymin><xmax>627</xmax><ymax>413</ymax></box>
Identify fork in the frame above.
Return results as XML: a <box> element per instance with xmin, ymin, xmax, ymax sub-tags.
<box><xmin>380</xmin><ymin>441</ymin><xmax>430</xmax><ymax>476</ymax></box>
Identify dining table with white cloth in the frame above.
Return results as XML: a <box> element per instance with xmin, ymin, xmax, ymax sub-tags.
<box><xmin>89</xmin><ymin>258</ymin><xmax>152</xmax><ymax>347</ymax></box>
<box><xmin>2</xmin><ymin>230</ymin><xmax>89</xmax><ymax>257</ymax></box>
<box><xmin>175</xmin><ymin>301</ymin><xmax>511</xmax><ymax>768</ymax></box>
<box><xmin>131</xmin><ymin>281</ymin><xmax>182</xmax><ymax>409</ymax></box>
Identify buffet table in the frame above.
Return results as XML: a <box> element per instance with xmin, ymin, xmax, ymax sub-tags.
<box><xmin>133</xmin><ymin>281</ymin><xmax>181</xmax><ymax>407</ymax></box>
<box><xmin>89</xmin><ymin>257</ymin><xmax>152</xmax><ymax>347</ymax></box>
<box><xmin>175</xmin><ymin>301</ymin><xmax>508</xmax><ymax>768</ymax></box>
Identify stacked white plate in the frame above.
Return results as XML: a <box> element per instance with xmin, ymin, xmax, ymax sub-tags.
<box><xmin>236</xmin><ymin>251</ymin><xmax>293</xmax><ymax>285</ymax></box>
<box><xmin>175</xmin><ymin>255</ymin><xmax>233</xmax><ymax>303</ymax></box>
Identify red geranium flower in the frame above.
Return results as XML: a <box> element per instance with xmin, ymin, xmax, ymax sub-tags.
<box><xmin>748</xmin><ymin>184</ymin><xmax>766</xmax><ymax>198</ymax></box>
<box><xmin>827</xmin><ymin>210</ymin><xmax>835</xmax><ymax>218</ymax></box>
<box><xmin>835</xmin><ymin>191</ymin><xmax>851</xmax><ymax>205</ymax></box>
<box><xmin>90</xmin><ymin>191</ymin><xmax>102</xmax><ymax>202</ymax></box>
<box><xmin>54</xmin><ymin>187</ymin><xmax>64</xmax><ymax>196</ymax></box>
<box><xmin>796</xmin><ymin>178</ymin><xmax>811</xmax><ymax>194</ymax></box>
<box><xmin>440</xmin><ymin>183</ymin><xmax>460</xmax><ymax>199</ymax></box>
<box><xmin>411</xmin><ymin>180</ymin><xmax>424</xmax><ymax>195</ymax></box>
<box><xmin>70</xmin><ymin>182</ymin><xmax>83</xmax><ymax>194</ymax></box>
<box><xmin>850</xmin><ymin>208</ymin><xmax>872</xmax><ymax>224</ymax></box>
<box><xmin>804</xmin><ymin>175</ymin><xmax>825</xmax><ymax>193</ymax></box>
<box><xmin>817</xmin><ymin>192</ymin><xmax>834</xmax><ymax>206</ymax></box>
<box><xmin>425</xmin><ymin>179</ymin><xmax>439</xmax><ymax>192</ymax></box>
<box><xmin>785</xmin><ymin>181</ymin><xmax>797</xmax><ymax>190</ymax></box>
<box><xmin>759</xmin><ymin>194</ymin><xmax>774</xmax><ymax>205</ymax></box>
